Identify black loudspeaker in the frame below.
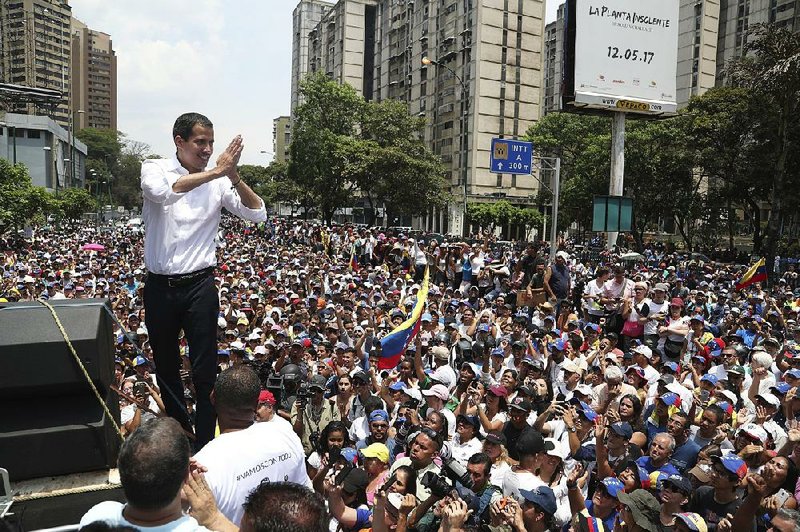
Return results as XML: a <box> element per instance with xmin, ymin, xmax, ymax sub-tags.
<box><xmin>0</xmin><ymin>299</ymin><xmax>121</xmax><ymax>481</ymax></box>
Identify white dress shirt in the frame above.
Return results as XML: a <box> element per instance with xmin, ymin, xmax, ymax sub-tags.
<box><xmin>141</xmin><ymin>157</ymin><xmax>267</xmax><ymax>275</ymax></box>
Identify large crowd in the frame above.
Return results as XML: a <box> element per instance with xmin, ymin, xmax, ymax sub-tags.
<box><xmin>2</xmin><ymin>217</ymin><xmax>800</xmax><ymax>532</ymax></box>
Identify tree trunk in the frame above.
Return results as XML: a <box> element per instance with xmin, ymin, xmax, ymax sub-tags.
<box><xmin>675</xmin><ymin>215</ymin><xmax>693</xmax><ymax>252</ymax></box>
<box><xmin>746</xmin><ymin>197</ymin><xmax>763</xmax><ymax>254</ymax></box>
<box><xmin>727</xmin><ymin>196</ymin><xmax>735</xmax><ymax>251</ymax></box>
<box><xmin>762</xmin><ymin>101</ymin><xmax>791</xmax><ymax>284</ymax></box>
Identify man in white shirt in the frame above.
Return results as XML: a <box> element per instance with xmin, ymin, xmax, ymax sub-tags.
<box><xmin>194</xmin><ymin>366</ymin><xmax>311</xmax><ymax>526</ymax></box>
<box><xmin>80</xmin><ymin>417</ymin><xmax>211</xmax><ymax>531</ymax></box>
<box><xmin>141</xmin><ymin>113</ymin><xmax>267</xmax><ymax>450</ymax></box>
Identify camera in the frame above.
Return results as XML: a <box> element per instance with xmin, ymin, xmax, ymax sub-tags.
<box><xmin>296</xmin><ymin>382</ymin><xmax>312</xmax><ymax>408</ymax></box>
<box><xmin>439</xmin><ymin>442</ymin><xmax>474</xmax><ymax>491</ymax></box>
<box><xmin>402</xmin><ymin>398</ymin><xmax>420</xmax><ymax>411</ymax></box>
<box><xmin>420</xmin><ymin>470</ymin><xmax>453</xmax><ymax>498</ymax></box>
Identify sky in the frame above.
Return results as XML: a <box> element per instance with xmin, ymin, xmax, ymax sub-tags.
<box><xmin>69</xmin><ymin>0</ymin><xmax>560</xmax><ymax>166</ymax></box>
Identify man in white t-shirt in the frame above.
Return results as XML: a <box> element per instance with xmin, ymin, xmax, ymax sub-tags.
<box><xmin>194</xmin><ymin>366</ymin><xmax>312</xmax><ymax>526</ymax></box>
<box><xmin>80</xmin><ymin>417</ymin><xmax>211</xmax><ymax>531</ymax></box>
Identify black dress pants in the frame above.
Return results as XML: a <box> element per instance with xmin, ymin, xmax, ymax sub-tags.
<box><xmin>144</xmin><ymin>272</ymin><xmax>218</xmax><ymax>451</ymax></box>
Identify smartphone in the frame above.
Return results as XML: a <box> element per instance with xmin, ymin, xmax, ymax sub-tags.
<box><xmin>699</xmin><ymin>389</ymin><xmax>711</xmax><ymax>402</ymax></box>
<box><xmin>133</xmin><ymin>381</ymin><xmax>148</xmax><ymax>397</ymax></box>
<box><xmin>329</xmin><ymin>445</ymin><xmax>342</xmax><ymax>463</ymax></box>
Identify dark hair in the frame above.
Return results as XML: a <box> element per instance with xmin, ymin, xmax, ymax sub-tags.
<box><xmin>117</xmin><ymin>418</ymin><xmax>190</xmax><ymax>510</ymax></box>
<box><xmin>215</xmin><ymin>365</ymin><xmax>260</xmax><ymax>413</ymax></box>
<box><xmin>172</xmin><ymin>112</ymin><xmax>213</xmax><ymax>140</ymax></box>
<box><xmin>468</xmin><ymin>452</ymin><xmax>492</xmax><ymax>477</ymax></box>
<box><xmin>776</xmin><ymin>456</ymin><xmax>800</xmax><ymax>494</ymax></box>
<box><xmin>672</xmin><ymin>410</ymin><xmax>691</xmax><ymax>430</ymax></box>
<box><xmin>596</xmin><ymin>267</ymin><xmax>610</xmax><ymax>277</ymax></box>
<box><xmin>619</xmin><ymin>393</ymin><xmax>643</xmax><ymax>429</ymax></box>
<box><xmin>362</xmin><ymin>395</ymin><xmax>383</xmax><ymax>414</ymax></box>
<box><xmin>704</xmin><ymin>403</ymin><xmax>725</xmax><ymax>423</ymax></box>
<box><xmin>426</xmin><ymin>410</ymin><xmax>449</xmax><ymax>437</ymax></box>
<box><xmin>242</xmin><ymin>481</ymin><xmax>328</xmax><ymax>532</ymax></box>
<box><xmin>394</xmin><ymin>464</ymin><xmax>418</xmax><ymax>496</ymax></box>
<box><xmin>316</xmin><ymin>421</ymin><xmax>350</xmax><ymax>455</ymax></box>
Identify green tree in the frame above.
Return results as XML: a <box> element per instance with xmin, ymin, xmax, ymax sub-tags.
<box><xmin>289</xmin><ymin>74</ymin><xmax>447</xmax><ymax>224</ymax></box>
<box><xmin>56</xmin><ymin>187</ymin><xmax>96</xmax><ymax>226</ymax></box>
<box><xmin>525</xmin><ymin>113</ymin><xmax>610</xmax><ymax>230</ymax></box>
<box><xmin>727</xmin><ymin>23</ymin><xmax>800</xmax><ymax>274</ymax></box>
<box><xmin>0</xmin><ymin>160</ymin><xmax>54</xmax><ymax>233</ymax></box>
<box><xmin>76</xmin><ymin>128</ymin><xmax>123</xmax><ymax>180</ymax></box>
<box><xmin>624</xmin><ymin>116</ymin><xmax>697</xmax><ymax>251</ymax></box>
<box><xmin>289</xmin><ymin>73</ymin><xmax>364</xmax><ymax>222</ymax></box>
<box><xmin>683</xmin><ymin>86</ymin><xmax>773</xmax><ymax>251</ymax></box>
<box><xmin>467</xmin><ymin>200</ymin><xmax>544</xmax><ymax>237</ymax></box>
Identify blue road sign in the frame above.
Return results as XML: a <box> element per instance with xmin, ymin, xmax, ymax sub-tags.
<box><xmin>490</xmin><ymin>138</ymin><xmax>533</xmax><ymax>175</ymax></box>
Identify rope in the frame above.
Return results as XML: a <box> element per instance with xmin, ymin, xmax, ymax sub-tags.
<box><xmin>37</xmin><ymin>299</ymin><xmax>125</xmax><ymax>441</ymax></box>
<box><xmin>14</xmin><ymin>481</ymin><xmax>121</xmax><ymax>502</ymax></box>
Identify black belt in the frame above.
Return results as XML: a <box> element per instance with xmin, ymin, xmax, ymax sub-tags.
<box><xmin>148</xmin><ymin>266</ymin><xmax>215</xmax><ymax>288</ymax></box>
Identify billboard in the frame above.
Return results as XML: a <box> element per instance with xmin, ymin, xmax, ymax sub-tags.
<box><xmin>565</xmin><ymin>0</ymin><xmax>679</xmax><ymax>115</ymax></box>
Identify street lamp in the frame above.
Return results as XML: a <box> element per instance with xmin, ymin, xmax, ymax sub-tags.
<box><xmin>422</xmin><ymin>55</ymin><xmax>469</xmax><ymax>236</ymax></box>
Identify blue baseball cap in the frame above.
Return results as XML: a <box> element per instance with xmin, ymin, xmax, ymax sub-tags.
<box><xmin>600</xmin><ymin>477</ymin><xmax>625</xmax><ymax>498</ymax></box>
<box><xmin>771</xmin><ymin>382</ymin><xmax>791</xmax><ymax>395</ymax></box>
<box><xmin>519</xmin><ymin>486</ymin><xmax>557</xmax><ymax>515</ymax></box>
<box><xmin>610</xmin><ymin>421</ymin><xmax>633</xmax><ymax>439</ymax></box>
<box><xmin>578</xmin><ymin>401</ymin><xmax>598</xmax><ymax>421</ymax></box>
<box><xmin>477</xmin><ymin>323</ymin><xmax>490</xmax><ymax>333</ymax></box>
<box><xmin>388</xmin><ymin>381</ymin><xmax>408</xmax><ymax>391</ymax></box>
<box><xmin>491</xmin><ymin>347</ymin><xmax>505</xmax><ymax>357</ymax></box>
<box><xmin>549</xmin><ymin>338</ymin><xmax>567</xmax><ymax>351</ymax></box>
<box><xmin>700</xmin><ymin>374</ymin><xmax>718</xmax><ymax>385</ymax></box>
<box><xmin>216</xmin><ymin>349</ymin><xmax>230</xmax><ymax>357</ymax></box>
<box><xmin>584</xmin><ymin>323</ymin><xmax>601</xmax><ymax>332</ymax></box>
<box><xmin>785</xmin><ymin>369</ymin><xmax>800</xmax><ymax>379</ymax></box>
<box><xmin>663</xmin><ymin>361</ymin><xmax>679</xmax><ymax>373</ymax></box>
<box><xmin>659</xmin><ymin>392</ymin><xmax>682</xmax><ymax>407</ymax></box>
<box><xmin>369</xmin><ymin>409</ymin><xmax>389</xmax><ymax>423</ymax></box>
<box><xmin>133</xmin><ymin>355</ymin><xmax>148</xmax><ymax>367</ymax></box>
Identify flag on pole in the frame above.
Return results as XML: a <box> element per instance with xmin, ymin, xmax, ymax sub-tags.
<box><xmin>349</xmin><ymin>243</ymin><xmax>359</xmax><ymax>271</ymax></box>
<box><xmin>378</xmin><ymin>267</ymin><xmax>429</xmax><ymax>370</ymax></box>
<box><xmin>735</xmin><ymin>258</ymin><xmax>767</xmax><ymax>291</ymax></box>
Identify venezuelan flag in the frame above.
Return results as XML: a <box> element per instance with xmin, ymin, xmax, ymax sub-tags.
<box><xmin>735</xmin><ymin>258</ymin><xmax>767</xmax><ymax>291</ymax></box>
<box><xmin>378</xmin><ymin>267</ymin><xmax>429</xmax><ymax>370</ymax></box>
<box><xmin>349</xmin><ymin>243</ymin><xmax>359</xmax><ymax>271</ymax></box>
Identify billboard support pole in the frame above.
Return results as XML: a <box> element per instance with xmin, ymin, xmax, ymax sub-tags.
<box><xmin>607</xmin><ymin>111</ymin><xmax>625</xmax><ymax>251</ymax></box>
<box><xmin>550</xmin><ymin>157</ymin><xmax>560</xmax><ymax>260</ymax></box>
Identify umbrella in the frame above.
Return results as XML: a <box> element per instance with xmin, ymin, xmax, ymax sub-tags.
<box><xmin>619</xmin><ymin>252</ymin><xmax>644</xmax><ymax>261</ymax></box>
<box><xmin>82</xmin><ymin>243</ymin><xmax>105</xmax><ymax>251</ymax></box>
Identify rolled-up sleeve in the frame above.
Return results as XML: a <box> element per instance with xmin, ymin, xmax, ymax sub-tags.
<box><xmin>140</xmin><ymin>159</ymin><xmax>185</xmax><ymax>206</ymax></box>
<box><xmin>220</xmin><ymin>182</ymin><xmax>267</xmax><ymax>222</ymax></box>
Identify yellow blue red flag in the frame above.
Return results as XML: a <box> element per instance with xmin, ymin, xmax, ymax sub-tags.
<box><xmin>735</xmin><ymin>258</ymin><xmax>767</xmax><ymax>291</ymax></box>
<box><xmin>378</xmin><ymin>267</ymin><xmax>429</xmax><ymax>370</ymax></box>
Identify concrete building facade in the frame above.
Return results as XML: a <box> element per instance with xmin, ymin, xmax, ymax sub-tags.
<box><xmin>70</xmin><ymin>17</ymin><xmax>117</xmax><ymax>131</ymax></box>
<box><xmin>0</xmin><ymin>0</ymin><xmax>73</xmax><ymax>127</ymax></box>
<box><xmin>273</xmin><ymin>115</ymin><xmax>291</xmax><ymax>163</ymax></box>
<box><xmin>291</xmin><ymin>0</ymin><xmax>336</xmax><ymax>116</ymax></box>
<box><xmin>0</xmin><ymin>111</ymin><xmax>87</xmax><ymax>190</ymax></box>
<box><xmin>304</xmin><ymin>0</ymin><xmax>546</xmax><ymax>235</ymax></box>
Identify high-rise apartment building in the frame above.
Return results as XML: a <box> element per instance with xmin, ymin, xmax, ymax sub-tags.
<box><xmin>0</xmin><ymin>0</ymin><xmax>73</xmax><ymax>127</ymax></box>
<box><xmin>291</xmin><ymin>0</ymin><xmax>336</xmax><ymax>116</ymax></box>
<box><xmin>676</xmin><ymin>0</ymin><xmax>719</xmax><ymax>105</ymax></box>
<box><xmin>304</xmin><ymin>0</ymin><xmax>546</xmax><ymax>235</ymax></box>
<box><xmin>71</xmin><ymin>17</ymin><xmax>117</xmax><ymax>131</ymax></box>
<box><xmin>273</xmin><ymin>115</ymin><xmax>291</xmax><ymax>163</ymax></box>
<box><xmin>541</xmin><ymin>3</ymin><xmax>565</xmax><ymax>114</ymax></box>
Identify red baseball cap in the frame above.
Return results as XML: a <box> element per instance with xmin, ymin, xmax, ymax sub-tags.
<box><xmin>258</xmin><ymin>390</ymin><xmax>276</xmax><ymax>405</ymax></box>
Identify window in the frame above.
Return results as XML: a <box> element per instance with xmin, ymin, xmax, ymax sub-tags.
<box><xmin>27</xmin><ymin>130</ymin><xmax>41</xmax><ymax>139</ymax></box>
